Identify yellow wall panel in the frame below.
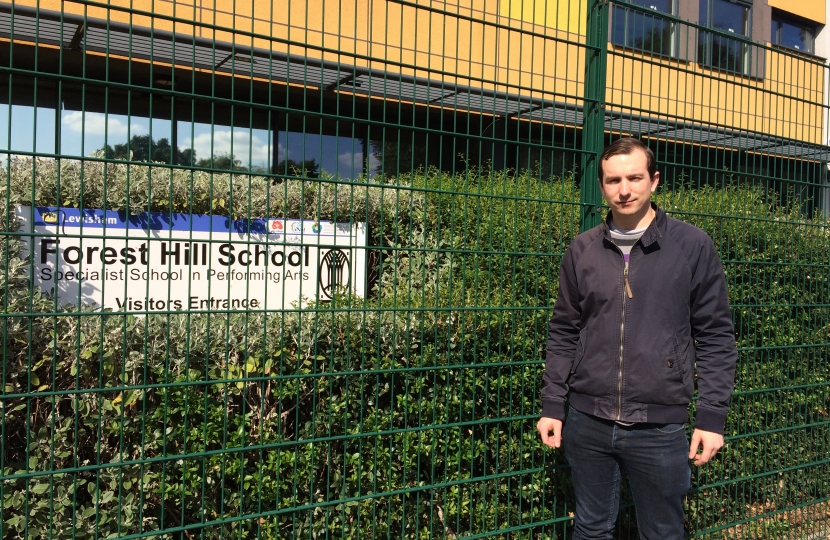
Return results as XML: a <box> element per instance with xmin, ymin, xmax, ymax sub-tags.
<box><xmin>498</xmin><ymin>0</ymin><xmax>587</xmax><ymax>36</ymax></box>
<box><xmin>768</xmin><ymin>0</ymin><xmax>825</xmax><ymax>25</ymax></box>
<box><xmin>606</xmin><ymin>47</ymin><xmax>824</xmax><ymax>144</ymax></box>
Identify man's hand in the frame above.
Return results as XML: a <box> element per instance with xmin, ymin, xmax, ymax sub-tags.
<box><xmin>537</xmin><ymin>417</ymin><xmax>563</xmax><ymax>448</ymax></box>
<box><xmin>688</xmin><ymin>428</ymin><xmax>724</xmax><ymax>466</ymax></box>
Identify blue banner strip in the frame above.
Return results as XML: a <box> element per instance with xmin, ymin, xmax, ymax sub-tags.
<box><xmin>29</xmin><ymin>207</ymin><xmax>342</xmax><ymax>236</ymax></box>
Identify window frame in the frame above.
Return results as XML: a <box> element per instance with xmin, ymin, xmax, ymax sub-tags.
<box><xmin>698</xmin><ymin>0</ymin><xmax>753</xmax><ymax>76</ymax></box>
<box><xmin>771</xmin><ymin>12</ymin><xmax>815</xmax><ymax>55</ymax></box>
<box><xmin>611</xmin><ymin>0</ymin><xmax>678</xmax><ymax>58</ymax></box>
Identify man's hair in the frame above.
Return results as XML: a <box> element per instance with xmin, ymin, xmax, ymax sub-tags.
<box><xmin>598</xmin><ymin>138</ymin><xmax>657</xmax><ymax>182</ymax></box>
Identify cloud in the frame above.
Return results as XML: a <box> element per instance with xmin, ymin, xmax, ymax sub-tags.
<box><xmin>184</xmin><ymin>129</ymin><xmax>272</xmax><ymax>166</ymax></box>
<box><xmin>62</xmin><ymin>111</ymin><xmax>146</xmax><ymax>138</ymax></box>
<box><xmin>338</xmin><ymin>151</ymin><xmax>363</xmax><ymax>173</ymax></box>
<box><xmin>367</xmin><ymin>153</ymin><xmax>381</xmax><ymax>172</ymax></box>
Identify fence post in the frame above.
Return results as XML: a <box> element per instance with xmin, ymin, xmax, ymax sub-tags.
<box><xmin>580</xmin><ymin>0</ymin><xmax>609</xmax><ymax>232</ymax></box>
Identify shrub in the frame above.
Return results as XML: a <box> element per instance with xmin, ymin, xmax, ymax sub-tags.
<box><xmin>0</xmin><ymin>159</ymin><xmax>575</xmax><ymax>539</ymax></box>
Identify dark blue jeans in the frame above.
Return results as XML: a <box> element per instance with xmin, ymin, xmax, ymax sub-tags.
<box><xmin>562</xmin><ymin>406</ymin><xmax>691</xmax><ymax>540</ymax></box>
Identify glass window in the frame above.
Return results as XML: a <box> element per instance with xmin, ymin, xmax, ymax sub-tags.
<box><xmin>612</xmin><ymin>0</ymin><xmax>674</xmax><ymax>56</ymax></box>
<box><xmin>366</xmin><ymin>126</ymin><xmax>437</xmax><ymax>179</ymax></box>
<box><xmin>773</xmin><ymin>16</ymin><xmax>814</xmax><ymax>54</ymax></box>
<box><xmin>178</xmin><ymin>121</ymin><xmax>273</xmax><ymax>172</ymax></box>
<box><xmin>56</xmin><ymin>86</ymin><xmax>182</xmax><ymax>163</ymax></box>
<box><xmin>0</xmin><ymin>77</ymin><xmax>58</xmax><ymax>165</ymax></box>
<box><xmin>61</xmin><ymin>111</ymin><xmax>167</xmax><ymax>161</ymax></box>
<box><xmin>177</xmin><ymin>102</ymin><xmax>275</xmax><ymax>172</ymax></box>
<box><xmin>276</xmin><ymin>115</ymin><xmax>366</xmax><ymax>180</ymax></box>
<box><xmin>0</xmin><ymin>103</ymin><xmax>57</xmax><ymax>162</ymax></box>
<box><xmin>699</xmin><ymin>0</ymin><xmax>750</xmax><ymax>73</ymax></box>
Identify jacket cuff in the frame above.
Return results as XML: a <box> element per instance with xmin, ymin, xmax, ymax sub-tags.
<box><xmin>541</xmin><ymin>399</ymin><xmax>566</xmax><ymax>420</ymax></box>
<box><xmin>693</xmin><ymin>407</ymin><xmax>727</xmax><ymax>434</ymax></box>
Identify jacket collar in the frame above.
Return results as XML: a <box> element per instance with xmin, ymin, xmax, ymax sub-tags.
<box><xmin>602</xmin><ymin>202</ymin><xmax>664</xmax><ymax>247</ymax></box>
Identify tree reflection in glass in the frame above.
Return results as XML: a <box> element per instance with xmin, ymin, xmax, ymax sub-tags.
<box><xmin>699</xmin><ymin>0</ymin><xmax>749</xmax><ymax>73</ymax></box>
<box><xmin>612</xmin><ymin>0</ymin><xmax>672</xmax><ymax>56</ymax></box>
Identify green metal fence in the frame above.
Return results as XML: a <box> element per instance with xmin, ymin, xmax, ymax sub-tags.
<box><xmin>1</xmin><ymin>0</ymin><xmax>829</xmax><ymax>538</ymax></box>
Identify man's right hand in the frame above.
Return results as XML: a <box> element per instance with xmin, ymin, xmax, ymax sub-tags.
<box><xmin>537</xmin><ymin>417</ymin><xmax>563</xmax><ymax>448</ymax></box>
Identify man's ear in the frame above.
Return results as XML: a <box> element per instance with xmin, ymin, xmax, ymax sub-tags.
<box><xmin>650</xmin><ymin>171</ymin><xmax>661</xmax><ymax>193</ymax></box>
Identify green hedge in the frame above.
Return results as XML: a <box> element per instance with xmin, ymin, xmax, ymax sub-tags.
<box><xmin>1</xmin><ymin>158</ymin><xmax>828</xmax><ymax>539</ymax></box>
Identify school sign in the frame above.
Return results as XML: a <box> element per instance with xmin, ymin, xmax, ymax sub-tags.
<box><xmin>15</xmin><ymin>207</ymin><xmax>367</xmax><ymax>313</ymax></box>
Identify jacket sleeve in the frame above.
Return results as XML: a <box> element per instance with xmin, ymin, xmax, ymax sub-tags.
<box><xmin>541</xmin><ymin>244</ymin><xmax>582</xmax><ymax>420</ymax></box>
<box><xmin>689</xmin><ymin>236</ymin><xmax>737</xmax><ymax>434</ymax></box>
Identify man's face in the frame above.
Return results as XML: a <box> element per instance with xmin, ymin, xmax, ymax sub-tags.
<box><xmin>599</xmin><ymin>149</ymin><xmax>660</xmax><ymax>221</ymax></box>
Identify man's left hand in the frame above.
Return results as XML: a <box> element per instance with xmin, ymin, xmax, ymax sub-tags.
<box><xmin>688</xmin><ymin>429</ymin><xmax>724</xmax><ymax>466</ymax></box>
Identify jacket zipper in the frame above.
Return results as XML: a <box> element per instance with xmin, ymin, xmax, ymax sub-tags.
<box><xmin>610</xmin><ymin>236</ymin><xmax>635</xmax><ymax>421</ymax></box>
<box><xmin>618</xmin><ymin>263</ymin><xmax>628</xmax><ymax>420</ymax></box>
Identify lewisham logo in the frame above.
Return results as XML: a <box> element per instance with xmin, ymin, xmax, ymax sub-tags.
<box><xmin>318</xmin><ymin>249</ymin><xmax>350</xmax><ymax>299</ymax></box>
<box><xmin>311</xmin><ymin>221</ymin><xmax>322</xmax><ymax>234</ymax></box>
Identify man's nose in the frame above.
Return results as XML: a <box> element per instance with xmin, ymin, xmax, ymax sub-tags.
<box><xmin>618</xmin><ymin>180</ymin><xmax>631</xmax><ymax>197</ymax></box>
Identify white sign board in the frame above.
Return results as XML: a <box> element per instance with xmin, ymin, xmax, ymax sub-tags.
<box><xmin>15</xmin><ymin>206</ymin><xmax>367</xmax><ymax>313</ymax></box>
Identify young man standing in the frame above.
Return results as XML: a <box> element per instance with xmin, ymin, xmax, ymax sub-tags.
<box><xmin>537</xmin><ymin>138</ymin><xmax>737</xmax><ymax>539</ymax></box>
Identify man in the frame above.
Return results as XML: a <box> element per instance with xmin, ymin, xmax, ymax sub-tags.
<box><xmin>537</xmin><ymin>138</ymin><xmax>737</xmax><ymax>539</ymax></box>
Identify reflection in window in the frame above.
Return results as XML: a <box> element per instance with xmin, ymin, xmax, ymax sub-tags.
<box><xmin>277</xmin><ymin>115</ymin><xmax>366</xmax><ymax>179</ymax></box>
<box><xmin>366</xmin><ymin>126</ymin><xmax>437</xmax><ymax>178</ymax></box>
<box><xmin>0</xmin><ymin>104</ymin><xmax>56</xmax><ymax>163</ymax></box>
<box><xmin>178</xmin><ymin>121</ymin><xmax>273</xmax><ymax>172</ymax></box>
<box><xmin>612</xmin><ymin>0</ymin><xmax>674</xmax><ymax>56</ymax></box>
<box><xmin>699</xmin><ymin>0</ymin><xmax>750</xmax><ymax>74</ymax></box>
<box><xmin>60</xmin><ymin>111</ymin><xmax>177</xmax><ymax>163</ymax></box>
<box><xmin>100</xmin><ymin>129</ymin><xmax>189</xmax><ymax>165</ymax></box>
<box><xmin>773</xmin><ymin>15</ymin><xmax>814</xmax><ymax>54</ymax></box>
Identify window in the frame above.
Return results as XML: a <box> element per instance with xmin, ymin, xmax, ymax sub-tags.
<box><xmin>175</xmin><ymin>100</ymin><xmax>275</xmax><ymax>172</ymax></box>
<box><xmin>612</xmin><ymin>0</ymin><xmax>675</xmax><ymax>56</ymax></box>
<box><xmin>699</xmin><ymin>0</ymin><xmax>751</xmax><ymax>74</ymax></box>
<box><xmin>772</xmin><ymin>15</ymin><xmax>814</xmax><ymax>54</ymax></box>
<box><xmin>277</xmin><ymin>115</ymin><xmax>367</xmax><ymax>180</ymax></box>
<box><xmin>178</xmin><ymin>118</ymin><xmax>274</xmax><ymax>172</ymax></box>
<box><xmin>0</xmin><ymin>77</ymin><xmax>58</xmax><ymax>165</ymax></box>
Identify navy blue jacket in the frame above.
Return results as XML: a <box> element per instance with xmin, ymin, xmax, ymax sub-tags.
<box><xmin>542</xmin><ymin>204</ymin><xmax>737</xmax><ymax>434</ymax></box>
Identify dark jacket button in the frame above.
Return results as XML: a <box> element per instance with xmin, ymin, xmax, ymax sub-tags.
<box><xmin>667</xmin><ymin>361</ymin><xmax>673</xmax><ymax>367</ymax></box>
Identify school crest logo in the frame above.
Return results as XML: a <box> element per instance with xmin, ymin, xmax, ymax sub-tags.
<box><xmin>318</xmin><ymin>249</ymin><xmax>350</xmax><ymax>299</ymax></box>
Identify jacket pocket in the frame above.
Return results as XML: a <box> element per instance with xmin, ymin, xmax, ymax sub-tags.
<box><xmin>668</xmin><ymin>334</ymin><xmax>685</xmax><ymax>382</ymax></box>
<box><xmin>570</xmin><ymin>328</ymin><xmax>587</xmax><ymax>374</ymax></box>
